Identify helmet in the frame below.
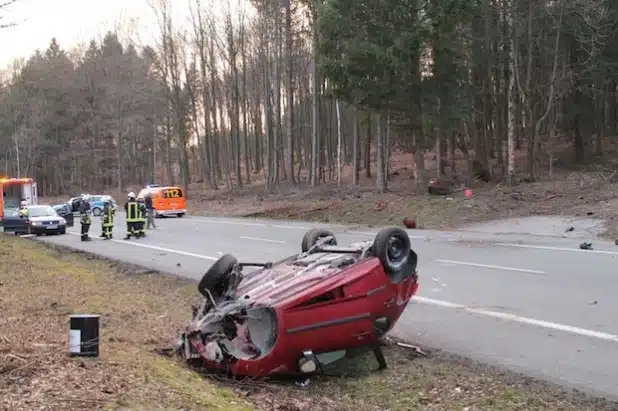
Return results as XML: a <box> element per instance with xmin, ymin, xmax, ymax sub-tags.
<box><xmin>128</xmin><ymin>191</ymin><xmax>136</xmax><ymax>199</ymax></box>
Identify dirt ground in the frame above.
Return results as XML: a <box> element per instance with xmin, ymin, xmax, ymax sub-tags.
<box><xmin>2</xmin><ymin>234</ymin><xmax>618</xmax><ymax>411</ymax></box>
<box><xmin>183</xmin><ymin>167</ymin><xmax>618</xmax><ymax>241</ymax></box>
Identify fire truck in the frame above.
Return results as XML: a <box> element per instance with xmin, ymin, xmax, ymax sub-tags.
<box><xmin>0</xmin><ymin>177</ymin><xmax>38</xmax><ymax>230</ymax></box>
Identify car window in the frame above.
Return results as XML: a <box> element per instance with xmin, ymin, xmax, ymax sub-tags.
<box><xmin>28</xmin><ymin>206</ymin><xmax>57</xmax><ymax>217</ymax></box>
<box><xmin>4</xmin><ymin>209</ymin><xmax>18</xmax><ymax>217</ymax></box>
<box><xmin>90</xmin><ymin>196</ymin><xmax>102</xmax><ymax>202</ymax></box>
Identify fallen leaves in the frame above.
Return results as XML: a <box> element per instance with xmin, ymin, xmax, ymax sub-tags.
<box><xmin>2</xmin><ymin>235</ymin><xmax>618</xmax><ymax>411</ymax></box>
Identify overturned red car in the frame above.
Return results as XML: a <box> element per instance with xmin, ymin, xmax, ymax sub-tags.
<box><xmin>176</xmin><ymin>226</ymin><xmax>419</xmax><ymax>377</ymax></box>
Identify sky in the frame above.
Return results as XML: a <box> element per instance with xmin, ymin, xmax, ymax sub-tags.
<box><xmin>0</xmin><ymin>0</ymin><xmax>197</xmax><ymax>70</ymax></box>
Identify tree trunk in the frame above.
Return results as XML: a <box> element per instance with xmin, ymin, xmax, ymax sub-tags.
<box><xmin>352</xmin><ymin>106</ymin><xmax>360</xmax><ymax>185</ymax></box>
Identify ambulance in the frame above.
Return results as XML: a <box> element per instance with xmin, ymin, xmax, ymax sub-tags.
<box><xmin>0</xmin><ymin>177</ymin><xmax>38</xmax><ymax>230</ymax></box>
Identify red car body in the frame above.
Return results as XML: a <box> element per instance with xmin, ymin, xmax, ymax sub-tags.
<box><xmin>179</xmin><ymin>227</ymin><xmax>419</xmax><ymax>377</ymax></box>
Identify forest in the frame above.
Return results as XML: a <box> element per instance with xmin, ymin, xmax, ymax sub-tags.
<box><xmin>0</xmin><ymin>0</ymin><xmax>616</xmax><ymax>197</ymax></box>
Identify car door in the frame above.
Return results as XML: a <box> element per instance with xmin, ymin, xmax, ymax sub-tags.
<box><xmin>2</xmin><ymin>209</ymin><xmax>27</xmax><ymax>233</ymax></box>
<box><xmin>54</xmin><ymin>204</ymin><xmax>74</xmax><ymax>227</ymax></box>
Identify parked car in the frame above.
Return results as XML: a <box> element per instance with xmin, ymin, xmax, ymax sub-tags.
<box><xmin>68</xmin><ymin>194</ymin><xmax>117</xmax><ymax>216</ymax></box>
<box><xmin>3</xmin><ymin>205</ymin><xmax>68</xmax><ymax>235</ymax></box>
<box><xmin>176</xmin><ymin>226</ymin><xmax>419</xmax><ymax>377</ymax></box>
<box><xmin>53</xmin><ymin>203</ymin><xmax>74</xmax><ymax>227</ymax></box>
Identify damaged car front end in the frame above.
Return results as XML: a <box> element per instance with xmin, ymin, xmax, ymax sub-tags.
<box><xmin>176</xmin><ymin>226</ymin><xmax>420</xmax><ymax>377</ymax></box>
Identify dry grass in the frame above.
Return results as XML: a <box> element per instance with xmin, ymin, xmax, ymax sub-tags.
<box><xmin>2</xmin><ymin>234</ymin><xmax>618</xmax><ymax>410</ymax></box>
<box><xmin>0</xmin><ymin>234</ymin><xmax>251</xmax><ymax>411</ymax></box>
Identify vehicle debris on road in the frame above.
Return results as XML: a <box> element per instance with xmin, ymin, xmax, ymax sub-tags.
<box><xmin>579</xmin><ymin>242</ymin><xmax>593</xmax><ymax>250</ymax></box>
<box><xmin>175</xmin><ymin>226</ymin><xmax>420</xmax><ymax>378</ymax></box>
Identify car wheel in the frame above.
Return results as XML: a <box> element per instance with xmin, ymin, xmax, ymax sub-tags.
<box><xmin>373</xmin><ymin>227</ymin><xmax>413</xmax><ymax>275</ymax></box>
<box><xmin>92</xmin><ymin>207</ymin><xmax>102</xmax><ymax>216</ymax></box>
<box><xmin>59</xmin><ymin>228</ymin><xmax>66</xmax><ymax>234</ymax></box>
<box><xmin>198</xmin><ymin>253</ymin><xmax>238</xmax><ymax>299</ymax></box>
<box><xmin>301</xmin><ymin>228</ymin><xmax>337</xmax><ymax>252</ymax></box>
<box><xmin>177</xmin><ymin>213</ymin><xmax>185</xmax><ymax>217</ymax></box>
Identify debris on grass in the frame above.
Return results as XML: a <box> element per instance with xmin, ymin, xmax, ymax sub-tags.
<box><xmin>2</xmin><ymin>234</ymin><xmax>618</xmax><ymax>410</ymax></box>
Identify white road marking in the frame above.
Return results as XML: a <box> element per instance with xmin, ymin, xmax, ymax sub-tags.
<box><xmin>240</xmin><ymin>236</ymin><xmax>286</xmax><ymax>244</ymax></box>
<box><xmin>42</xmin><ymin>233</ymin><xmax>618</xmax><ymax>342</ymax></box>
<box><xmin>342</xmin><ymin>230</ymin><xmax>426</xmax><ymax>239</ymax></box>
<box><xmin>272</xmin><ymin>224</ymin><xmax>310</xmax><ymax>230</ymax></box>
<box><xmin>414</xmin><ymin>296</ymin><xmax>618</xmax><ymax>343</ymax></box>
<box><xmin>65</xmin><ymin>232</ymin><xmax>217</xmax><ymax>260</ymax></box>
<box><xmin>496</xmin><ymin>242</ymin><xmax>618</xmax><ymax>256</ymax></box>
<box><xmin>189</xmin><ymin>219</ymin><xmax>266</xmax><ymax>227</ymax></box>
<box><xmin>436</xmin><ymin>259</ymin><xmax>545</xmax><ymax>274</ymax></box>
<box><xmin>185</xmin><ymin>218</ymin><xmax>311</xmax><ymax>230</ymax></box>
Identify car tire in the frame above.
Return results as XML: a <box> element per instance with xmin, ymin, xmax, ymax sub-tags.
<box><xmin>198</xmin><ymin>253</ymin><xmax>238</xmax><ymax>299</ymax></box>
<box><xmin>92</xmin><ymin>207</ymin><xmax>102</xmax><ymax>216</ymax></box>
<box><xmin>59</xmin><ymin>228</ymin><xmax>66</xmax><ymax>234</ymax></box>
<box><xmin>301</xmin><ymin>228</ymin><xmax>337</xmax><ymax>252</ymax></box>
<box><xmin>177</xmin><ymin>213</ymin><xmax>185</xmax><ymax>217</ymax></box>
<box><xmin>373</xmin><ymin>227</ymin><xmax>413</xmax><ymax>275</ymax></box>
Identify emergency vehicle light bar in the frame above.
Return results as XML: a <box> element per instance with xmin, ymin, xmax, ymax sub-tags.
<box><xmin>0</xmin><ymin>177</ymin><xmax>33</xmax><ymax>184</ymax></box>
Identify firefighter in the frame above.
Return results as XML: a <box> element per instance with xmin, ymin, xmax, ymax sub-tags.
<box><xmin>137</xmin><ymin>197</ymin><xmax>147</xmax><ymax>238</ymax></box>
<box><xmin>79</xmin><ymin>195</ymin><xmax>92</xmax><ymax>241</ymax></box>
<box><xmin>18</xmin><ymin>200</ymin><xmax>28</xmax><ymax>218</ymax></box>
<box><xmin>124</xmin><ymin>192</ymin><xmax>139</xmax><ymax>240</ymax></box>
<box><xmin>145</xmin><ymin>192</ymin><xmax>156</xmax><ymax>230</ymax></box>
<box><xmin>101</xmin><ymin>200</ymin><xmax>114</xmax><ymax>240</ymax></box>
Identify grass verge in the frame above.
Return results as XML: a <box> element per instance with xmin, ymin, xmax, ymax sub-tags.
<box><xmin>1</xmin><ymin>234</ymin><xmax>617</xmax><ymax>410</ymax></box>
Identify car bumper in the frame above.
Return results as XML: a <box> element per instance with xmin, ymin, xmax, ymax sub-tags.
<box><xmin>155</xmin><ymin>209</ymin><xmax>186</xmax><ymax>216</ymax></box>
<box><xmin>29</xmin><ymin>224</ymin><xmax>66</xmax><ymax>234</ymax></box>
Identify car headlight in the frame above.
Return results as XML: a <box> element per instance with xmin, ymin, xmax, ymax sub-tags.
<box><xmin>31</xmin><ymin>221</ymin><xmax>40</xmax><ymax>226</ymax></box>
<box><xmin>59</xmin><ymin>218</ymin><xmax>66</xmax><ymax>225</ymax></box>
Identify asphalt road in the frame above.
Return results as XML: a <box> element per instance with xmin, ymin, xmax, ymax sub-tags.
<box><xmin>36</xmin><ymin>213</ymin><xmax>618</xmax><ymax>399</ymax></box>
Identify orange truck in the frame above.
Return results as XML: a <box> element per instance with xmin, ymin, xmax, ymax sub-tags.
<box><xmin>0</xmin><ymin>177</ymin><xmax>38</xmax><ymax>229</ymax></box>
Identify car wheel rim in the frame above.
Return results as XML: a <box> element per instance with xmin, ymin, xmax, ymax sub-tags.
<box><xmin>386</xmin><ymin>236</ymin><xmax>407</xmax><ymax>269</ymax></box>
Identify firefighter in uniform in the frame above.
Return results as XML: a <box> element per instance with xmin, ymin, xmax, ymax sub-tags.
<box><xmin>101</xmin><ymin>200</ymin><xmax>115</xmax><ymax>239</ymax></box>
<box><xmin>124</xmin><ymin>192</ymin><xmax>139</xmax><ymax>240</ymax></box>
<box><xmin>18</xmin><ymin>200</ymin><xmax>30</xmax><ymax>234</ymax></box>
<box><xmin>79</xmin><ymin>195</ymin><xmax>92</xmax><ymax>241</ymax></box>
<box><xmin>137</xmin><ymin>197</ymin><xmax>147</xmax><ymax>238</ymax></box>
<box><xmin>18</xmin><ymin>200</ymin><xmax>28</xmax><ymax>218</ymax></box>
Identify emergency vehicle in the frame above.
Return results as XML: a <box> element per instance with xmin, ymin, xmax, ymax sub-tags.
<box><xmin>0</xmin><ymin>177</ymin><xmax>38</xmax><ymax>230</ymax></box>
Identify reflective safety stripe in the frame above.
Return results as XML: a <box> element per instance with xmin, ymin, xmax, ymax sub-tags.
<box><xmin>103</xmin><ymin>212</ymin><xmax>114</xmax><ymax>226</ymax></box>
<box><xmin>126</xmin><ymin>202</ymin><xmax>138</xmax><ymax>222</ymax></box>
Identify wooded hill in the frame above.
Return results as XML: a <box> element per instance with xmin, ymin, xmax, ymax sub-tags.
<box><xmin>0</xmin><ymin>0</ymin><xmax>616</xmax><ymax>197</ymax></box>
